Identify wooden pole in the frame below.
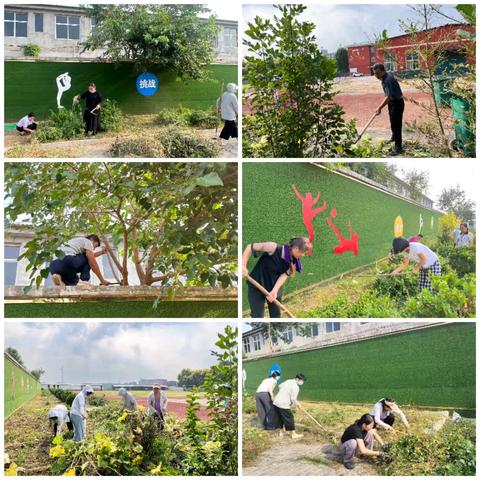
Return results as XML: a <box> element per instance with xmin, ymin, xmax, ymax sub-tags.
<box><xmin>215</xmin><ymin>80</ymin><xmax>225</xmax><ymax>139</ymax></box>
<box><xmin>246</xmin><ymin>275</ymin><xmax>295</xmax><ymax>318</ymax></box>
<box><xmin>354</xmin><ymin>111</ymin><xmax>379</xmax><ymax>143</ymax></box>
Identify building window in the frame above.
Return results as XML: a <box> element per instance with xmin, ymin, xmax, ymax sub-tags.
<box><xmin>35</xmin><ymin>13</ymin><xmax>43</xmax><ymax>32</ymax></box>
<box><xmin>56</xmin><ymin>15</ymin><xmax>80</xmax><ymax>40</ymax></box>
<box><xmin>223</xmin><ymin>27</ymin><xmax>237</xmax><ymax>48</ymax></box>
<box><xmin>252</xmin><ymin>334</ymin><xmax>261</xmax><ymax>351</ymax></box>
<box><xmin>243</xmin><ymin>338</ymin><xmax>251</xmax><ymax>354</ymax></box>
<box><xmin>283</xmin><ymin>326</ymin><xmax>294</xmax><ymax>343</ymax></box>
<box><xmin>326</xmin><ymin>322</ymin><xmax>340</xmax><ymax>333</ymax></box>
<box><xmin>5</xmin><ymin>245</ymin><xmax>20</xmax><ymax>286</ymax></box>
<box><xmin>383</xmin><ymin>53</ymin><xmax>397</xmax><ymax>72</ymax></box>
<box><xmin>406</xmin><ymin>51</ymin><xmax>420</xmax><ymax>70</ymax></box>
<box><xmin>5</xmin><ymin>11</ymin><xmax>28</xmax><ymax>37</ymax></box>
<box><xmin>310</xmin><ymin>324</ymin><xmax>319</xmax><ymax>337</ymax></box>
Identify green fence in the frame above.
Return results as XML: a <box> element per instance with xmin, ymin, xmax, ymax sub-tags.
<box><xmin>5</xmin><ymin>61</ymin><xmax>237</xmax><ymax>121</ymax></box>
<box><xmin>243</xmin><ymin>163</ymin><xmax>443</xmax><ymax>307</ymax></box>
<box><xmin>243</xmin><ymin>323</ymin><xmax>476</xmax><ymax>408</ymax></box>
<box><xmin>4</xmin><ymin>353</ymin><xmax>42</xmax><ymax>418</ymax></box>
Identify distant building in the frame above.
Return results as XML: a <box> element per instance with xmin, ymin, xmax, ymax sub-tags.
<box><xmin>4</xmin><ymin>4</ymin><xmax>238</xmax><ymax>64</ymax></box>
<box><xmin>138</xmin><ymin>378</ymin><xmax>169</xmax><ymax>386</ymax></box>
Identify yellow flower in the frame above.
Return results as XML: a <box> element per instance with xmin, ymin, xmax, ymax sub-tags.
<box><xmin>150</xmin><ymin>464</ymin><xmax>162</xmax><ymax>475</ymax></box>
<box><xmin>4</xmin><ymin>463</ymin><xmax>18</xmax><ymax>476</ymax></box>
<box><xmin>50</xmin><ymin>445</ymin><xmax>66</xmax><ymax>458</ymax></box>
<box><xmin>117</xmin><ymin>412</ymin><xmax>128</xmax><ymax>422</ymax></box>
<box><xmin>63</xmin><ymin>468</ymin><xmax>76</xmax><ymax>476</ymax></box>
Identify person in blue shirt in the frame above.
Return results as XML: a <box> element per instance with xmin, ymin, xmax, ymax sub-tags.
<box><xmin>373</xmin><ymin>63</ymin><xmax>405</xmax><ymax>156</ymax></box>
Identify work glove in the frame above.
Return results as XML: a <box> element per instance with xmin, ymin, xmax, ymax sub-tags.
<box><xmin>382</xmin><ymin>443</ymin><xmax>391</xmax><ymax>453</ymax></box>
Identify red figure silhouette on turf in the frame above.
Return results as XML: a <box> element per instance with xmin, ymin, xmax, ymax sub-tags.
<box><xmin>291</xmin><ymin>185</ymin><xmax>327</xmax><ymax>255</ymax></box>
<box><xmin>327</xmin><ymin>209</ymin><xmax>359</xmax><ymax>256</ymax></box>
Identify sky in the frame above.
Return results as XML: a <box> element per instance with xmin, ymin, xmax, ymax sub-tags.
<box><xmin>4</xmin><ymin>322</ymin><xmax>233</xmax><ymax>384</ymax></box>
<box><xmin>242</xmin><ymin>3</ymin><xmax>463</xmax><ymax>53</ymax></box>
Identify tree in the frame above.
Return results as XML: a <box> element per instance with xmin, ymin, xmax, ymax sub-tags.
<box><xmin>177</xmin><ymin>368</ymin><xmax>210</xmax><ymax>388</ymax></box>
<box><xmin>343</xmin><ymin>162</ymin><xmax>397</xmax><ymax>188</ymax></box>
<box><xmin>4</xmin><ymin>163</ymin><xmax>237</xmax><ymax>289</ymax></box>
<box><xmin>243</xmin><ymin>4</ymin><xmax>356</xmax><ymax>158</ymax></box>
<box><xmin>335</xmin><ymin>47</ymin><xmax>349</xmax><ymax>74</ymax></box>
<box><xmin>30</xmin><ymin>368</ymin><xmax>45</xmax><ymax>381</ymax></box>
<box><xmin>6</xmin><ymin>347</ymin><xmax>25</xmax><ymax>367</ymax></box>
<box><xmin>83</xmin><ymin>4</ymin><xmax>218</xmax><ymax>78</ymax></box>
<box><xmin>437</xmin><ymin>185</ymin><xmax>475</xmax><ymax>221</ymax></box>
<box><xmin>403</xmin><ymin>169</ymin><xmax>430</xmax><ymax>200</ymax></box>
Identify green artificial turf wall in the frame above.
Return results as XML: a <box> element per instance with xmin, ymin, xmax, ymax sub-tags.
<box><xmin>4</xmin><ymin>354</ymin><xmax>42</xmax><ymax>418</ymax></box>
<box><xmin>243</xmin><ymin>323</ymin><xmax>475</xmax><ymax>409</ymax></box>
<box><xmin>4</xmin><ymin>300</ymin><xmax>237</xmax><ymax>318</ymax></box>
<box><xmin>243</xmin><ymin>163</ymin><xmax>443</xmax><ymax>308</ymax></box>
<box><xmin>243</xmin><ymin>323</ymin><xmax>476</xmax><ymax>408</ymax></box>
<box><xmin>5</xmin><ymin>61</ymin><xmax>237</xmax><ymax>121</ymax></box>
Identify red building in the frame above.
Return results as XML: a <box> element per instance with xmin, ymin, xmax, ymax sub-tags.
<box><xmin>347</xmin><ymin>24</ymin><xmax>474</xmax><ymax>75</ymax></box>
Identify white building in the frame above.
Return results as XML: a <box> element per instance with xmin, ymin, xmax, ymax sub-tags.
<box><xmin>5</xmin><ymin>4</ymin><xmax>238</xmax><ymax>64</ymax></box>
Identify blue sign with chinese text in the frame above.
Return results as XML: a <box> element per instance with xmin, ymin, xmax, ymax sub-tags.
<box><xmin>136</xmin><ymin>72</ymin><xmax>158</xmax><ymax>96</ymax></box>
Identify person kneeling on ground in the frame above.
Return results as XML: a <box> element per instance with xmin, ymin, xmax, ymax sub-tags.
<box><xmin>256</xmin><ymin>370</ymin><xmax>280</xmax><ymax>429</ymax></box>
<box><xmin>371</xmin><ymin>397</ymin><xmax>409</xmax><ymax>431</ymax></box>
<box><xmin>341</xmin><ymin>414</ymin><xmax>387</xmax><ymax>470</ymax></box>
<box><xmin>271</xmin><ymin>373</ymin><xmax>306</xmax><ymax>439</ymax></box>
<box><xmin>48</xmin><ymin>404</ymin><xmax>73</xmax><ymax>437</ymax></box>
<box><xmin>390</xmin><ymin>237</ymin><xmax>441</xmax><ymax>293</ymax></box>
<box><xmin>16</xmin><ymin>112</ymin><xmax>37</xmax><ymax>135</ymax></box>
<box><xmin>216</xmin><ymin>83</ymin><xmax>238</xmax><ymax>141</ymax></box>
<box><xmin>148</xmin><ymin>384</ymin><xmax>168</xmax><ymax>430</ymax></box>
<box><xmin>49</xmin><ymin>235</ymin><xmax>110</xmax><ymax>287</ymax></box>
<box><xmin>242</xmin><ymin>237</ymin><xmax>310</xmax><ymax>318</ymax></box>
<box><xmin>70</xmin><ymin>385</ymin><xmax>94</xmax><ymax>442</ymax></box>
<box><xmin>118</xmin><ymin>388</ymin><xmax>138</xmax><ymax>411</ymax></box>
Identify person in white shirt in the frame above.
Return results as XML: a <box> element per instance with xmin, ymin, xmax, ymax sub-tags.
<box><xmin>118</xmin><ymin>388</ymin><xmax>138</xmax><ymax>411</ymax></box>
<box><xmin>391</xmin><ymin>237</ymin><xmax>441</xmax><ymax>293</ymax></box>
<box><xmin>49</xmin><ymin>235</ymin><xmax>110</xmax><ymax>287</ymax></box>
<box><xmin>70</xmin><ymin>385</ymin><xmax>94</xmax><ymax>441</ymax></box>
<box><xmin>255</xmin><ymin>371</ymin><xmax>280</xmax><ymax>429</ymax></box>
<box><xmin>147</xmin><ymin>385</ymin><xmax>168</xmax><ymax>429</ymax></box>
<box><xmin>371</xmin><ymin>397</ymin><xmax>409</xmax><ymax>431</ymax></box>
<box><xmin>455</xmin><ymin>223</ymin><xmax>474</xmax><ymax>248</ymax></box>
<box><xmin>272</xmin><ymin>373</ymin><xmax>305</xmax><ymax>439</ymax></box>
<box><xmin>216</xmin><ymin>83</ymin><xmax>238</xmax><ymax>141</ymax></box>
<box><xmin>16</xmin><ymin>112</ymin><xmax>37</xmax><ymax>135</ymax></box>
<box><xmin>48</xmin><ymin>404</ymin><xmax>73</xmax><ymax>437</ymax></box>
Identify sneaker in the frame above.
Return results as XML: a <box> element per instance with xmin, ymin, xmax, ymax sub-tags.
<box><xmin>52</xmin><ymin>274</ymin><xmax>65</xmax><ymax>287</ymax></box>
<box><xmin>291</xmin><ymin>432</ymin><xmax>304</xmax><ymax>439</ymax></box>
<box><xmin>388</xmin><ymin>149</ymin><xmax>403</xmax><ymax>156</ymax></box>
<box><xmin>77</xmin><ymin>280</ymin><xmax>95</xmax><ymax>290</ymax></box>
<box><xmin>343</xmin><ymin>461</ymin><xmax>355</xmax><ymax>470</ymax></box>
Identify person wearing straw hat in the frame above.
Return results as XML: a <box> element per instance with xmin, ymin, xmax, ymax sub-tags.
<box><xmin>147</xmin><ymin>385</ymin><xmax>168</xmax><ymax>429</ymax></box>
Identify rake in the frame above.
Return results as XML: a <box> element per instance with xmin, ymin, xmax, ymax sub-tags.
<box><xmin>246</xmin><ymin>275</ymin><xmax>295</xmax><ymax>318</ymax></box>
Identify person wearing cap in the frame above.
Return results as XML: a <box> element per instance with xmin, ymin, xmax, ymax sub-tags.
<box><xmin>371</xmin><ymin>397</ymin><xmax>409</xmax><ymax>431</ymax></box>
<box><xmin>216</xmin><ymin>83</ymin><xmax>238</xmax><ymax>141</ymax></box>
<box><xmin>118</xmin><ymin>388</ymin><xmax>138</xmax><ymax>411</ymax></box>
<box><xmin>16</xmin><ymin>112</ymin><xmax>37</xmax><ymax>135</ymax></box>
<box><xmin>74</xmin><ymin>82</ymin><xmax>103</xmax><ymax>135</ymax></box>
<box><xmin>271</xmin><ymin>374</ymin><xmax>306</xmax><ymax>439</ymax></box>
<box><xmin>70</xmin><ymin>385</ymin><xmax>94</xmax><ymax>441</ymax></box>
<box><xmin>242</xmin><ymin>237</ymin><xmax>311</xmax><ymax>318</ymax></box>
<box><xmin>147</xmin><ymin>385</ymin><xmax>168</xmax><ymax>428</ymax></box>
<box><xmin>340</xmin><ymin>414</ymin><xmax>387</xmax><ymax>470</ymax></box>
<box><xmin>255</xmin><ymin>370</ymin><xmax>280</xmax><ymax>429</ymax></box>
<box><xmin>49</xmin><ymin>234</ymin><xmax>110</xmax><ymax>287</ymax></box>
<box><xmin>48</xmin><ymin>404</ymin><xmax>73</xmax><ymax>437</ymax></box>
<box><xmin>455</xmin><ymin>223</ymin><xmax>474</xmax><ymax>248</ymax></box>
<box><xmin>390</xmin><ymin>237</ymin><xmax>441</xmax><ymax>293</ymax></box>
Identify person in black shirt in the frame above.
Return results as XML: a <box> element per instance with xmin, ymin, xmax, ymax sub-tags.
<box><xmin>373</xmin><ymin>63</ymin><xmax>405</xmax><ymax>156</ymax></box>
<box><xmin>74</xmin><ymin>82</ymin><xmax>103</xmax><ymax>135</ymax></box>
<box><xmin>340</xmin><ymin>414</ymin><xmax>386</xmax><ymax>470</ymax></box>
<box><xmin>242</xmin><ymin>237</ymin><xmax>310</xmax><ymax>318</ymax></box>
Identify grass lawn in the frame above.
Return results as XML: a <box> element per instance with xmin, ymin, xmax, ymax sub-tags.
<box><xmin>4</xmin><ymin>300</ymin><xmax>237</xmax><ymax>318</ymax></box>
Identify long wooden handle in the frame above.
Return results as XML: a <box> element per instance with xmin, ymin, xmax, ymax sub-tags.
<box><xmin>355</xmin><ymin>111</ymin><xmax>378</xmax><ymax>142</ymax></box>
<box><xmin>298</xmin><ymin>405</ymin><xmax>330</xmax><ymax>434</ymax></box>
<box><xmin>246</xmin><ymin>275</ymin><xmax>295</xmax><ymax>318</ymax></box>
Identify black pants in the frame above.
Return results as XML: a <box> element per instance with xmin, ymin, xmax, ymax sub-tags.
<box><xmin>49</xmin><ymin>254</ymin><xmax>91</xmax><ymax>286</ymax></box>
<box><xmin>16</xmin><ymin>123</ymin><xmax>37</xmax><ymax>133</ymax></box>
<box><xmin>248</xmin><ymin>284</ymin><xmax>282</xmax><ymax>318</ymax></box>
<box><xmin>275</xmin><ymin>406</ymin><xmax>295</xmax><ymax>431</ymax></box>
<box><xmin>83</xmin><ymin>110</ymin><xmax>100</xmax><ymax>134</ymax></box>
<box><xmin>388</xmin><ymin>98</ymin><xmax>404</xmax><ymax>151</ymax></box>
<box><xmin>383</xmin><ymin>414</ymin><xmax>395</xmax><ymax>426</ymax></box>
<box><xmin>220</xmin><ymin>120</ymin><xmax>238</xmax><ymax>140</ymax></box>
<box><xmin>256</xmin><ymin>392</ymin><xmax>274</xmax><ymax>429</ymax></box>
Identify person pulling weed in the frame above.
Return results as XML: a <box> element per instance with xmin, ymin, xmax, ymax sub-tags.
<box><xmin>48</xmin><ymin>404</ymin><xmax>73</xmax><ymax>437</ymax></box>
<box><xmin>371</xmin><ymin>397</ymin><xmax>409</xmax><ymax>431</ymax></box>
<box><xmin>147</xmin><ymin>385</ymin><xmax>168</xmax><ymax>430</ymax></box>
<box><xmin>74</xmin><ymin>82</ymin><xmax>102</xmax><ymax>135</ymax></box>
<box><xmin>242</xmin><ymin>237</ymin><xmax>310</xmax><ymax>318</ymax></box>
<box><xmin>390</xmin><ymin>237</ymin><xmax>441</xmax><ymax>293</ymax></box>
<box><xmin>16</xmin><ymin>112</ymin><xmax>37</xmax><ymax>135</ymax></box>
<box><xmin>255</xmin><ymin>370</ymin><xmax>280</xmax><ymax>429</ymax></box>
<box><xmin>118</xmin><ymin>388</ymin><xmax>138</xmax><ymax>411</ymax></box>
<box><xmin>340</xmin><ymin>414</ymin><xmax>387</xmax><ymax>470</ymax></box>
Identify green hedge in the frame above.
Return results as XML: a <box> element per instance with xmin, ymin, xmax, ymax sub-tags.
<box><xmin>4</xmin><ymin>354</ymin><xmax>42</xmax><ymax>418</ymax></box>
<box><xmin>243</xmin><ymin>323</ymin><xmax>475</xmax><ymax>408</ymax></box>
<box><xmin>5</xmin><ymin>61</ymin><xmax>237</xmax><ymax>121</ymax></box>
<box><xmin>243</xmin><ymin>163</ymin><xmax>443</xmax><ymax>307</ymax></box>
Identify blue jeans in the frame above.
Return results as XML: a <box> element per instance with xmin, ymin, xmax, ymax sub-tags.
<box><xmin>70</xmin><ymin>412</ymin><xmax>84</xmax><ymax>441</ymax></box>
<box><xmin>50</xmin><ymin>254</ymin><xmax>91</xmax><ymax>286</ymax></box>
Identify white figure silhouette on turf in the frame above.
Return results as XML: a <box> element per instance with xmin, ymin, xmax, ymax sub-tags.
<box><xmin>56</xmin><ymin>72</ymin><xmax>72</xmax><ymax>108</ymax></box>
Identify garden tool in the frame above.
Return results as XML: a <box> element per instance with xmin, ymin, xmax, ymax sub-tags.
<box><xmin>354</xmin><ymin>111</ymin><xmax>380</xmax><ymax>144</ymax></box>
<box><xmin>246</xmin><ymin>274</ymin><xmax>295</xmax><ymax>318</ymax></box>
<box><xmin>214</xmin><ymin>80</ymin><xmax>225</xmax><ymax>139</ymax></box>
<box><xmin>297</xmin><ymin>405</ymin><xmax>336</xmax><ymax>440</ymax></box>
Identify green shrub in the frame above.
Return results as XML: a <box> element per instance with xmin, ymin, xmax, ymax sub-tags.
<box><xmin>35</xmin><ymin>126</ymin><xmax>64</xmax><ymax>143</ymax></box>
<box><xmin>437</xmin><ymin>244</ymin><xmax>475</xmax><ymax>277</ymax></box>
<box><xmin>23</xmin><ymin>43</ymin><xmax>41</xmax><ymax>57</ymax></box>
<box><xmin>371</xmin><ymin>273</ymin><xmax>418</xmax><ymax>303</ymax></box>
<box><xmin>49</xmin><ymin>388</ymin><xmax>76</xmax><ymax>406</ymax></box>
<box><xmin>188</xmin><ymin>109</ymin><xmax>217</xmax><ymax>129</ymax></box>
<box><xmin>110</xmin><ymin>137</ymin><xmax>164</xmax><ymax>157</ymax></box>
<box><xmin>36</xmin><ymin>108</ymin><xmax>84</xmax><ymax>143</ymax></box>
<box><xmin>157</xmin><ymin>106</ymin><xmax>191</xmax><ymax>126</ymax></box>
<box><xmin>157</xmin><ymin>126</ymin><xmax>220</xmax><ymax>158</ymax></box>
<box><xmin>100</xmin><ymin>99</ymin><xmax>124</xmax><ymax>132</ymax></box>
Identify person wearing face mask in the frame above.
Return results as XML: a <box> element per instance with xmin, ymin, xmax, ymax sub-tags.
<box><xmin>74</xmin><ymin>82</ymin><xmax>103</xmax><ymax>135</ymax></box>
<box><xmin>255</xmin><ymin>370</ymin><xmax>281</xmax><ymax>429</ymax></box>
<box><xmin>271</xmin><ymin>374</ymin><xmax>306</xmax><ymax>439</ymax></box>
<box><xmin>242</xmin><ymin>237</ymin><xmax>311</xmax><ymax>318</ymax></box>
<box><xmin>371</xmin><ymin>397</ymin><xmax>409</xmax><ymax>431</ymax></box>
